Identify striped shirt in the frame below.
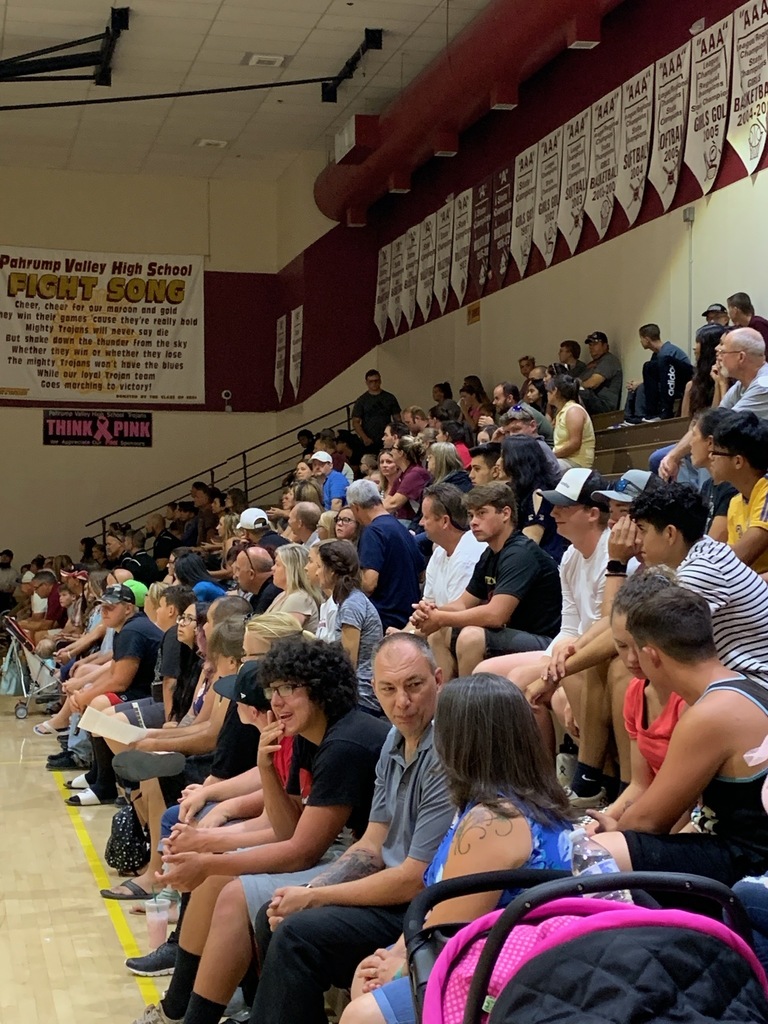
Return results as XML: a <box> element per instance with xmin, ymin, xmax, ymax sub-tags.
<box><xmin>677</xmin><ymin>535</ymin><xmax>768</xmax><ymax>686</ymax></box>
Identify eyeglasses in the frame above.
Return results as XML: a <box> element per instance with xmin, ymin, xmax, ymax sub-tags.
<box><xmin>336</xmin><ymin>517</ymin><xmax>355</xmax><ymax>525</ymax></box>
<box><xmin>718</xmin><ymin>348</ymin><xmax>744</xmax><ymax>355</ymax></box>
<box><xmin>177</xmin><ymin>614</ymin><xmax>197</xmax><ymax>625</ymax></box>
<box><xmin>262</xmin><ymin>682</ymin><xmax>305</xmax><ymax>700</ymax></box>
<box><xmin>709</xmin><ymin>450</ymin><xmax>735</xmax><ymax>458</ymax></box>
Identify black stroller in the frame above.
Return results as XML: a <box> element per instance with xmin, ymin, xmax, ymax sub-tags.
<box><xmin>404</xmin><ymin>870</ymin><xmax>768</xmax><ymax>1023</ymax></box>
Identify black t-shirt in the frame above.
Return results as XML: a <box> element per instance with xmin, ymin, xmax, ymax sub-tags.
<box><xmin>159</xmin><ymin>627</ymin><xmax>182</xmax><ymax>679</ymax></box>
<box><xmin>249</xmin><ymin>579</ymin><xmax>282</xmax><ymax>616</ymax></box>
<box><xmin>211</xmin><ymin>700</ymin><xmax>261</xmax><ymax>779</ymax></box>
<box><xmin>121</xmin><ymin>550</ymin><xmax>160</xmax><ymax>586</ymax></box>
<box><xmin>701</xmin><ymin>479</ymin><xmax>739</xmax><ymax>532</ymax></box>
<box><xmin>466</xmin><ymin>532</ymin><xmax>562</xmax><ymax>638</ymax></box>
<box><xmin>351</xmin><ymin>389</ymin><xmax>401</xmax><ymax>443</ymax></box>
<box><xmin>153</xmin><ymin>529</ymin><xmax>182</xmax><ymax>564</ymax></box>
<box><xmin>358</xmin><ymin>514</ymin><xmax>423</xmax><ymax>629</ymax></box>
<box><xmin>113</xmin><ymin>613</ymin><xmax>163</xmax><ymax>700</ymax></box>
<box><xmin>287</xmin><ymin>708</ymin><xmax>390</xmax><ymax>839</ymax></box>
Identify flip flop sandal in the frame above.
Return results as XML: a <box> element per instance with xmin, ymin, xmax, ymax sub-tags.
<box><xmin>100</xmin><ymin>879</ymin><xmax>153</xmax><ymax>901</ymax></box>
<box><xmin>33</xmin><ymin>722</ymin><xmax>68</xmax><ymax>736</ymax></box>
<box><xmin>64</xmin><ymin>773</ymin><xmax>89</xmax><ymax>790</ymax></box>
<box><xmin>66</xmin><ymin>788</ymin><xmax>114</xmax><ymax>807</ymax></box>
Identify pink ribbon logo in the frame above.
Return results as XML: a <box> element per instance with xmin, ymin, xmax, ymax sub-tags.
<box><xmin>93</xmin><ymin>415</ymin><xmax>115</xmax><ymax>444</ymax></box>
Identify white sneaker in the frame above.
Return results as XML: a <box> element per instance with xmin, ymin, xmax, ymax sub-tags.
<box><xmin>131</xmin><ymin>1003</ymin><xmax>181</xmax><ymax>1024</ymax></box>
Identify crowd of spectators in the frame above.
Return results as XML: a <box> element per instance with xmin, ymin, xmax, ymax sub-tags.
<box><xmin>6</xmin><ymin>296</ymin><xmax>768</xmax><ymax>1024</ymax></box>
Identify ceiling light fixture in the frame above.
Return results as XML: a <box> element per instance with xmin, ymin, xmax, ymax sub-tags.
<box><xmin>241</xmin><ymin>53</ymin><xmax>285</xmax><ymax>68</ymax></box>
<box><xmin>195</xmin><ymin>138</ymin><xmax>228</xmax><ymax>148</ymax></box>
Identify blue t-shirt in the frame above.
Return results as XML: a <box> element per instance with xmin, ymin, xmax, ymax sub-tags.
<box><xmin>323</xmin><ymin>470</ymin><xmax>349</xmax><ymax>510</ymax></box>
<box><xmin>358</xmin><ymin>515</ymin><xmax>422</xmax><ymax>629</ymax></box>
<box><xmin>193</xmin><ymin>580</ymin><xmax>227</xmax><ymax>601</ymax></box>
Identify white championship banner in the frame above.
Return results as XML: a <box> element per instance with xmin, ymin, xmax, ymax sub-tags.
<box><xmin>557</xmin><ymin>108</ymin><xmax>592</xmax><ymax>255</ymax></box>
<box><xmin>0</xmin><ymin>246</ymin><xmax>204</xmax><ymax>404</ymax></box>
<box><xmin>388</xmin><ymin>233</ymin><xmax>405</xmax><ymax>333</ymax></box>
<box><xmin>728</xmin><ymin>0</ymin><xmax>768</xmax><ymax>175</ymax></box>
<box><xmin>373</xmin><ymin>244</ymin><xmax>392</xmax><ymax>340</ymax></box>
<box><xmin>616</xmin><ymin>65</ymin><xmax>655</xmax><ymax>226</ymax></box>
<box><xmin>511</xmin><ymin>144</ymin><xmax>538</xmax><ymax>278</ymax></box>
<box><xmin>584</xmin><ymin>89</ymin><xmax>621</xmax><ymax>239</ymax></box>
<box><xmin>274</xmin><ymin>314</ymin><xmax>287</xmax><ymax>401</ymax></box>
<box><xmin>648</xmin><ymin>40</ymin><xmax>692</xmax><ymax>211</ymax></box>
<box><xmin>402</xmin><ymin>225</ymin><xmax>420</xmax><ymax>329</ymax></box>
<box><xmin>433</xmin><ymin>198</ymin><xmax>455</xmax><ymax>315</ymax></box>
<box><xmin>416</xmin><ymin>213</ymin><xmax>437</xmax><ymax>322</ymax></box>
<box><xmin>289</xmin><ymin>305</ymin><xmax>303</xmax><ymax>397</ymax></box>
<box><xmin>533</xmin><ymin>126</ymin><xmax>563</xmax><ymax>267</ymax></box>
<box><xmin>450</xmin><ymin>188</ymin><xmax>473</xmax><ymax>305</ymax></box>
<box><xmin>685</xmin><ymin>16</ymin><xmax>733</xmax><ymax>194</ymax></box>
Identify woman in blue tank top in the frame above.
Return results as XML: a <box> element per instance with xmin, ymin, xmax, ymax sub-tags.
<box><xmin>339</xmin><ymin>674</ymin><xmax>574</xmax><ymax>1024</ymax></box>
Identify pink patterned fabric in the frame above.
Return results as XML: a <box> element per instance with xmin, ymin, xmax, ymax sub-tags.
<box><xmin>422</xmin><ymin>897</ymin><xmax>768</xmax><ymax>1024</ymax></box>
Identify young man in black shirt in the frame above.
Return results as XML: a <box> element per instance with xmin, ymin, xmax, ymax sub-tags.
<box><xmin>413</xmin><ymin>482</ymin><xmax>562</xmax><ymax>675</ymax></box>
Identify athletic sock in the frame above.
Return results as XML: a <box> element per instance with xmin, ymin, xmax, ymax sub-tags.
<box><xmin>182</xmin><ymin>993</ymin><xmax>227</xmax><ymax>1024</ymax></box>
<box><xmin>569</xmin><ymin>762</ymin><xmax>603</xmax><ymax>798</ymax></box>
<box><xmin>161</xmin><ymin>947</ymin><xmax>201</xmax><ymax>1020</ymax></box>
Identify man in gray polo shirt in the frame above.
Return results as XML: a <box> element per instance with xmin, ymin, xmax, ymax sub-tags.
<box><xmin>247</xmin><ymin>633</ymin><xmax>453</xmax><ymax>1024</ymax></box>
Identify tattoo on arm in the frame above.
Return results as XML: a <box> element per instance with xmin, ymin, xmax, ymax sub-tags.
<box><xmin>453</xmin><ymin>808</ymin><xmax>515</xmax><ymax>856</ymax></box>
<box><xmin>308</xmin><ymin>849</ymin><xmax>383</xmax><ymax>887</ymax></box>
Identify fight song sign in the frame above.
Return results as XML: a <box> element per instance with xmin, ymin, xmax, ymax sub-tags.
<box><xmin>43</xmin><ymin>409</ymin><xmax>153</xmax><ymax>447</ymax></box>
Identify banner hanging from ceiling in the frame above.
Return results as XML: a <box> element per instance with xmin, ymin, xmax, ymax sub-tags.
<box><xmin>373</xmin><ymin>244</ymin><xmax>391</xmax><ymax>340</ymax></box>
<box><xmin>557</xmin><ymin>108</ymin><xmax>591</xmax><ymax>255</ymax></box>
<box><xmin>510</xmin><ymin>144</ymin><xmax>538</xmax><ymax>278</ymax></box>
<box><xmin>433</xmin><ymin>198</ymin><xmax>455</xmax><ymax>315</ymax></box>
<box><xmin>489</xmin><ymin>165</ymin><xmax>513</xmax><ymax>288</ymax></box>
<box><xmin>648</xmin><ymin>41</ymin><xmax>692</xmax><ymax>211</ymax></box>
<box><xmin>387</xmin><ymin>234</ymin><xmax>405</xmax><ymax>333</ymax></box>
<box><xmin>685</xmin><ymin>15</ymin><xmax>733</xmax><ymax>194</ymax></box>
<box><xmin>274</xmin><ymin>314</ymin><xmax>286</xmax><ymax>401</ymax></box>
<box><xmin>416</xmin><ymin>213</ymin><xmax>436</xmax><ymax>322</ymax></box>
<box><xmin>402</xmin><ymin>225</ymin><xmax>420</xmax><ymax>329</ymax></box>
<box><xmin>468</xmin><ymin>177</ymin><xmax>493</xmax><ymax>299</ymax></box>
<box><xmin>584</xmin><ymin>89</ymin><xmax>621</xmax><ymax>239</ymax></box>
<box><xmin>532</xmin><ymin>127</ymin><xmax>563</xmax><ymax>267</ymax></box>
<box><xmin>450</xmin><ymin>188</ymin><xmax>473</xmax><ymax>305</ymax></box>
<box><xmin>616</xmin><ymin>64</ymin><xmax>655</xmax><ymax>225</ymax></box>
<box><xmin>728</xmin><ymin>0</ymin><xmax>768</xmax><ymax>175</ymax></box>
<box><xmin>0</xmin><ymin>246</ymin><xmax>204</xmax><ymax>404</ymax></box>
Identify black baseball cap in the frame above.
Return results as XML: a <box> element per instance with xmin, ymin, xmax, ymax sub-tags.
<box><xmin>585</xmin><ymin>331</ymin><xmax>608</xmax><ymax>345</ymax></box>
<box><xmin>98</xmin><ymin>583</ymin><xmax>136</xmax><ymax>606</ymax></box>
<box><xmin>701</xmin><ymin>303</ymin><xmax>727</xmax><ymax>317</ymax></box>
<box><xmin>213</xmin><ymin>661</ymin><xmax>270</xmax><ymax>711</ymax></box>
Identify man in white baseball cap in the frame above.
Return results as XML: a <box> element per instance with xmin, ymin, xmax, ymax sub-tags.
<box><xmin>236</xmin><ymin>508</ymin><xmax>288</xmax><ymax>555</ymax></box>
<box><xmin>310</xmin><ymin>450</ymin><xmax>349</xmax><ymax>511</ymax></box>
<box><xmin>591</xmin><ymin>469</ymin><xmax>661</xmax><ymax>527</ymax></box>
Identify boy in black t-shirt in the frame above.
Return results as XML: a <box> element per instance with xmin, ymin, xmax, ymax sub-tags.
<box><xmin>137</xmin><ymin>637</ymin><xmax>388</xmax><ymax>1024</ymax></box>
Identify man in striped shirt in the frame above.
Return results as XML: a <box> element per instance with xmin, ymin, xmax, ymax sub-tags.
<box><xmin>630</xmin><ymin>483</ymin><xmax>768</xmax><ymax>687</ymax></box>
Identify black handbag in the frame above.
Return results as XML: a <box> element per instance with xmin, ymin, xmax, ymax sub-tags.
<box><xmin>104</xmin><ymin>803</ymin><xmax>151</xmax><ymax>876</ymax></box>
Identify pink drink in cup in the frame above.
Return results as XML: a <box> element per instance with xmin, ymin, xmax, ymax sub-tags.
<box><xmin>145</xmin><ymin>898</ymin><xmax>171</xmax><ymax>949</ymax></box>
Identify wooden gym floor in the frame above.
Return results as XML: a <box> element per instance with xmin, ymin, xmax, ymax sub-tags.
<box><xmin>0</xmin><ymin>698</ymin><xmax>162</xmax><ymax>1024</ymax></box>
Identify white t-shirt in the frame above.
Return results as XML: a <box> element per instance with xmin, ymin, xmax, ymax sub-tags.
<box><xmin>31</xmin><ymin>593</ymin><xmax>48</xmax><ymax>614</ymax></box>
<box><xmin>548</xmin><ymin>528</ymin><xmax>610</xmax><ymax>651</ymax></box>
<box><xmin>424</xmin><ymin>531</ymin><xmax>487</xmax><ymax>607</ymax></box>
<box><xmin>316</xmin><ymin>596</ymin><xmax>338</xmax><ymax>642</ymax></box>
<box><xmin>677</xmin><ymin>535</ymin><xmax>768</xmax><ymax>686</ymax></box>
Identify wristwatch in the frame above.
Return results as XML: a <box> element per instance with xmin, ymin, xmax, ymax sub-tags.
<box><xmin>605</xmin><ymin>559</ymin><xmax>628</xmax><ymax>576</ymax></box>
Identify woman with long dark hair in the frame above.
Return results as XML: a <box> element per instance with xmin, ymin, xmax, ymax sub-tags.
<box><xmin>173</xmin><ymin>552</ymin><xmax>227</xmax><ymax>601</ymax></box>
<box><xmin>683</xmin><ymin>322</ymin><xmax>727</xmax><ymax>418</ymax></box>
<box><xmin>315</xmin><ymin>540</ymin><xmax>383</xmax><ymax>714</ymax></box>
<box><xmin>341</xmin><ymin>675</ymin><xmax>573</xmax><ymax>1024</ymax></box>
<box><xmin>501</xmin><ymin>435</ymin><xmax>568</xmax><ymax>563</ymax></box>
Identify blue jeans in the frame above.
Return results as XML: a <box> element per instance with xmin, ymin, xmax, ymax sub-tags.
<box><xmin>733</xmin><ymin>878</ymin><xmax>768</xmax><ymax>973</ymax></box>
<box><xmin>648</xmin><ymin>446</ymin><xmax>710</xmax><ymax>489</ymax></box>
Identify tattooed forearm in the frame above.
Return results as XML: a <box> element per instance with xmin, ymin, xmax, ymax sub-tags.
<box><xmin>454</xmin><ymin>808</ymin><xmax>515</xmax><ymax>856</ymax></box>
<box><xmin>307</xmin><ymin>849</ymin><xmax>384</xmax><ymax>887</ymax></box>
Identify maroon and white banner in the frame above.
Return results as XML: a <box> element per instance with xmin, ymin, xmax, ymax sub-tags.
<box><xmin>433</xmin><ymin>198</ymin><xmax>455</xmax><ymax>315</ymax></box>
<box><xmin>450</xmin><ymin>188</ymin><xmax>473</xmax><ymax>305</ymax></box>
<box><xmin>686</xmin><ymin>16</ymin><xmax>733</xmax><ymax>194</ymax></box>
<box><xmin>274</xmin><ymin>314</ymin><xmax>287</xmax><ymax>401</ymax></box>
<box><xmin>289</xmin><ymin>305</ymin><xmax>303</xmax><ymax>397</ymax></box>
<box><xmin>401</xmin><ymin>225</ymin><xmax>420</xmax><ymax>329</ymax></box>
<box><xmin>532</xmin><ymin>127</ymin><xmax>563</xmax><ymax>267</ymax></box>
<box><xmin>373</xmin><ymin>244</ymin><xmax>391</xmax><ymax>341</ymax></box>
<box><xmin>387</xmin><ymin>234</ymin><xmax>405</xmax><ymax>332</ymax></box>
<box><xmin>489</xmin><ymin>165</ymin><xmax>513</xmax><ymax>287</ymax></box>
<box><xmin>416</xmin><ymin>213</ymin><xmax>437</xmax><ymax>322</ymax></box>
<box><xmin>468</xmin><ymin>177</ymin><xmax>493</xmax><ymax>298</ymax></box>
<box><xmin>43</xmin><ymin>409</ymin><xmax>152</xmax><ymax>447</ymax></box>
<box><xmin>728</xmin><ymin>0</ymin><xmax>768</xmax><ymax>175</ymax></box>
<box><xmin>0</xmin><ymin>246</ymin><xmax>204</xmax><ymax>404</ymax></box>
<box><xmin>616</xmin><ymin>65</ymin><xmax>654</xmax><ymax>226</ymax></box>
<box><xmin>557</xmin><ymin>108</ymin><xmax>591</xmax><ymax>255</ymax></box>
<box><xmin>510</xmin><ymin>144</ymin><xmax>538</xmax><ymax>278</ymax></box>
<box><xmin>584</xmin><ymin>89</ymin><xmax>621</xmax><ymax>239</ymax></box>
<box><xmin>648</xmin><ymin>41</ymin><xmax>692</xmax><ymax>211</ymax></box>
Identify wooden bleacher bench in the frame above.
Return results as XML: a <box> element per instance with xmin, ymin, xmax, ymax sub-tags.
<box><xmin>593</xmin><ymin>415</ymin><xmax>688</xmax><ymax>475</ymax></box>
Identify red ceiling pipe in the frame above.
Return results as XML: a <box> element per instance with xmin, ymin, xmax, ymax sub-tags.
<box><xmin>314</xmin><ymin>0</ymin><xmax>627</xmax><ymax>224</ymax></box>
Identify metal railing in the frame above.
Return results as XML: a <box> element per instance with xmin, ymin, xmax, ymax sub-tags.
<box><xmin>85</xmin><ymin>402</ymin><xmax>353</xmax><ymax>541</ymax></box>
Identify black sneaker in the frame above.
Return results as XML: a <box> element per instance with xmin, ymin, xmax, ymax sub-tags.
<box><xmin>46</xmin><ymin>750</ymin><xmax>80</xmax><ymax>771</ymax></box>
<box><xmin>125</xmin><ymin>941</ymin><xmax>177</xmax><ymax>977</ymax></box>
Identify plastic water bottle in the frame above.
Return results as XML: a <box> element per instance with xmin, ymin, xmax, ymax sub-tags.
<box><xmin>568</xmin><ymin>827</ymin><xmax>633</xmax><ymax>903</ymax></box>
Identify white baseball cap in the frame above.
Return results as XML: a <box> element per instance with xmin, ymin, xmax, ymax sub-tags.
<box><xmin>309</xmin><ymin>451</ymin><xmax>333</xmax><ymax>464</ymax></box>
<box><xmin>538</xmin><ymin>468</ymin><xmax>609</xmax><ymax>509</ymax></box>
<box><xmin>237</xmin><ymin>508</ymin><xmax>269</xmax><ymax>530</ymax></box>
<box><xmin>592</xmin><ymin>469</ymin><xmax>658</xmax><ymax>504</ymax></box>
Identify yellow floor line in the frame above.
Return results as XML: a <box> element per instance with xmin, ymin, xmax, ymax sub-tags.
<box><xmin>52</xmin><ymin>771</ymin><xmax>162</xmax><ymax>1006</ymax></box>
